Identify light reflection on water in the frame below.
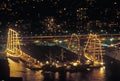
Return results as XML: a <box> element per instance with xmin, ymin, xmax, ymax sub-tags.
<box><xmin>8</xmin><ymin>58</ymin><xmax>106</xmax><ymax>81</ymax></box>
<box><xmin>8</xmin><ymin>58</ymin><xmax>44</xmax><ymax>81</ymax></box>
<box><xmin>64</xmin><ymin>67</ymin><xmax>105</xmax><ymax>81</ymax></box>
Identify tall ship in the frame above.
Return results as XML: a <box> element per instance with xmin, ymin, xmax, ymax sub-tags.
<box><xmin>83</xmin><ymin>34</ymin><xmax>104</xmax><ymax>67</ymax></box>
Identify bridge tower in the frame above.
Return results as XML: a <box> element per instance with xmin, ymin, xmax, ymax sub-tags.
<box><xmin>6</xmin><ymin>28</ymin><xmax>22</xmax><ymax>57</ymax></box>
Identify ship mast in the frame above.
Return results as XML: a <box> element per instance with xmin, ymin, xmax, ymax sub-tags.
<box><xmin>84</xmin><ymin>34</ymin><xmax>104</xmax><ymax>64</ymax></box>
<box><xmin>61</xmin><ymin>48</ymin><xmax>64</xmax><ymax>61</ymax></box>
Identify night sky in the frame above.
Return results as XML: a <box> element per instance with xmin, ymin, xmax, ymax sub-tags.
<box><xmin>0</xmin><ymin>0</ymin><xmax>120</xmax><ymax>36</ymax></box>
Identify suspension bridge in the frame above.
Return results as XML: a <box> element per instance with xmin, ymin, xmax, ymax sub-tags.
<box><xmin>4</xmin><ymin>28</ymin><xmax>104</xmax><ymax>71</ymax></box>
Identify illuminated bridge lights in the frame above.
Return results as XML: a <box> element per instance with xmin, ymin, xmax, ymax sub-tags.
<box><xmin>68</xmin><ymin>33</ymin><xmax>80</xmax><ymax>54</ymax></box>
<box><xmin>84</xmin><ymin>34</ymin><xmax>104</xmax><ymax>67</ymax></box>
<box><xmin>6</xmin><ymin>28</ymin><xmax>42</xmax><ymax>69</ymax></box>
<box><xmin>5</xmin><ymin>28</ymin><xmax>115</xmax><ymax>70</ymax></box>
<box><xmin>110</xmin><ymin>38</ymin><xmax>114</xmax><ymax>41</ymax></box>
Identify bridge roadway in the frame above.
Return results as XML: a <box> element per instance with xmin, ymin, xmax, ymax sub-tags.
<box><xmin>13</xmin><ymin>34</ymin><xmax>120</xmax><ymax>42</ymax></box>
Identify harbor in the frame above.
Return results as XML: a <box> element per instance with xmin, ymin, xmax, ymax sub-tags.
<box><xmin>0</xmin><ymin>29</ymin><xmax>120</xmax><ymax>81</ymax></box>
<box><xmin>0</xmin><ymin>0</ymin><xmax>120</xmax><ymax>81</ymax></box>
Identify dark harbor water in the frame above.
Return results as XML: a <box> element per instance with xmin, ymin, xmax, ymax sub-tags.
<box><xmin>6</xmin><ymin>56</ymin><xmax>120</xmax><ymax>81</ymax></box>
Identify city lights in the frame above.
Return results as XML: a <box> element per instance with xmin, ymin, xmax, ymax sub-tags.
<box><xmin>0</xmin><ymin>0</ymin><xmax>119</xmax><ymax>36</ymax></box>
<box><xmin>0</xmin><ymin>0</ymin><xmax>119</xmax><ymax>81</ymax></box>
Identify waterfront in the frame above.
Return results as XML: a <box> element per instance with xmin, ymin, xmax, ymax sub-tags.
<box><xmin>0</xmin><ymin>0</ymin><xmax>120</xmax><ymax>81</ymax></box>
<box><xmin>7</xmin><ymin>56</ymin><xmax>120</xmax><ymax>81</ymax></box>
<box><xmin>0</xmin><ymin>32</ymin><xmax>120</xmax><ymax>81</ymax></box>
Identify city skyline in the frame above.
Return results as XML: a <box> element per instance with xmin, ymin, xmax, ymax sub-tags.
<box><xmin>0</xmin><ymin>0</ymin><xmax>119</xmax><ymax>36</ymax></box>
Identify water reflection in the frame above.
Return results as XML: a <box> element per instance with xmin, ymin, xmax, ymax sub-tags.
<box><xmin>70</xmin><ymin>72</ymin><xmax>81</xmax><ymax>81</ymax></box>
<box><xmin>43</xmin><ymin>67</ymin><xmax>105</xmax><ymax>81</ymax></box>
<box><xmin>66</xmin><ymin>72</ymin><xmax>71</xmax><ymax>81</ymax></box>
<box><xmin>8</xmin><ymin>58</ymin><xmax>44</xmax><ymax>81</ymax></box>
<box><xmin>55</xmin><ymin>72</ymin><xmax>59</xmax><ymax>80</ymax></box>
<box><xmin>8</xmin><ymin>58</ymin><xmax>120</xmax><ymax>81</ymax></box>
